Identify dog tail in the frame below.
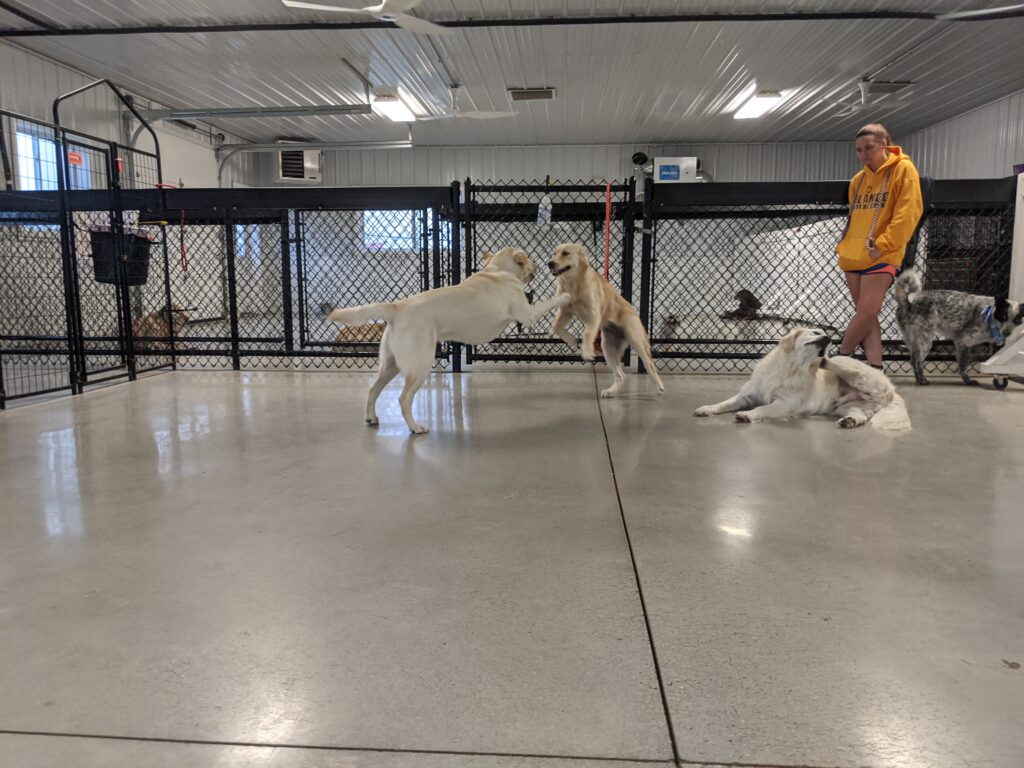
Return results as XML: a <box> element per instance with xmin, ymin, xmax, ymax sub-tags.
<box><xmin>327</xmin><ymin>302</ymin><xmax>398</xmax><ymax>325</ymax></box>
<box><xmin>871</xmin><ymin>392</ymin><xmax>912</xmax><ymax>431</ymax></box>
<box><xmin>895</xmin><ymin>269</ymin><xmax>922</xmax><ymax>306</ymax></box>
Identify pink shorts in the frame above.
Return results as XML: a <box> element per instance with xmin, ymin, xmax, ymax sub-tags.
<box><xmin>845</xmin><ymin>262</ymin><xmax>898</xmax><ymax>279</ymax></box>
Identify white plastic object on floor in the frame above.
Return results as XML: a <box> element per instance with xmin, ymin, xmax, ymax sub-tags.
<box><xmin>980</xmin><ymin>172</ymin><xmax>1024</xmax><ymax>389</ymax></box>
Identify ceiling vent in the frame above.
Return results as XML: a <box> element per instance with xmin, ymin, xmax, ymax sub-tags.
<box><xmin>508</xmin><ymin>87</ymin><xmax>556</xmax><ymax>102</ymax></box>
<box><xmin>277</xmin><ymin>146</ymin><xmax>322</xmax><ymax>184</ymax></box>
<box><xmin>858</xmin><ymin>80</ymin><xmax>914</xmax><ymax>103</ymax></box>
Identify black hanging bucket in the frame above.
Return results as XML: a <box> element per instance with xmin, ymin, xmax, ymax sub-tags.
<box><xmin>89</xmin><ymin>227</ymin><xmax>153</xmax><ymax>286</ymax></box>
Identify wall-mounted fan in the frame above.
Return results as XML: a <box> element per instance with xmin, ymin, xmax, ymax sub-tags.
<box><xmin>280</xmin><ymin>0</ymin><xmax>453</xmax><ymax>36</ymax></box>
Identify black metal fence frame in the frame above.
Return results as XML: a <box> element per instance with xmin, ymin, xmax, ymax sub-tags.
<box><xmin>2</xmin><ymin>107</ymin><xmax>1017</xmax><ymax>407</ymax></box>
<box><xmin>462</xmin><ymin>179</ymin><xmax>636</xmax><ymax>364</ymax></box>
<box><xmin>642</xmin><ymin>175</ymin><xmax>1017</xmax><ymax>373</ymax></box>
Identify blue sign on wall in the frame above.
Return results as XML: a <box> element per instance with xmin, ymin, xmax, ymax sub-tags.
<box><xmin>659</xmin><ymin>165</ymin><xmax>681</xmax><ymax>181</ymax></box>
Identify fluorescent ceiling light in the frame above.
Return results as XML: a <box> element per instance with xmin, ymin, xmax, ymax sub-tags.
<box><xmin>733</xmin><ymin>90</ymin><xmax>783</xmax><ymax>119</ymax></box>
<box><xmin>372</xmin><ymin>88</ymin><xmax>416</xmax><ymax>122</ymax></box>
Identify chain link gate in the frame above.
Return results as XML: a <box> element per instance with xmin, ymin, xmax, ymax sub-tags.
<box><xmin>642</xmin><ymin>177</ymin><xmax>1016</xmax><ymax>375</ymax></box>
<box><xmin>463</xmin><ymin>179</ymin><xmax>636</xmax><ymax>364</ymax></box>
<box><xmin>0</xmin><ymin>104</ymin><xmax>173</xmax><ymax>407</ymax></box>
<box><xmin>294</xmin><ymin>205</ymin><xmax>452</xmax><ymax>370</ymax></box>
<box><xmin>135</xmin><ymin>186</ymin><xmax>459</xmax><ymax>372</ymax></box>
<box><xmin>0</xmin><ymin>111</ymin><xmax>74</xmax><ymax>406</ymax></box>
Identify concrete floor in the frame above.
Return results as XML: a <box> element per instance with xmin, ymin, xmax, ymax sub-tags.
<box><xmin>0</xmin><ymin>369</ymin><xmax>1022</xmax><ymax>768</ymax></box>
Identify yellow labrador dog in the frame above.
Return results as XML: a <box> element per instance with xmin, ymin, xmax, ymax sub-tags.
<box><xmin>547</xmin><ymin>242</ymin><xmax>664</xmax><ymax>397</ymax></box>
<box><xmin>330</xmin><ymin>247</ymin><xmax>569</xmax><ymax>434</ymax></box>
<box><xmin>694</xmin><ymin>327</ymin><xmax>910</xmax><ymax>430</ymax></box>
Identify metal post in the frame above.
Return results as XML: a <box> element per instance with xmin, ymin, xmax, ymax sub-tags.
<box><xmin>621</xmin><ymin>177</ymin><xmax>636</xmax><ymax>304</ymax></box>
<box><xmin>280</xmin><ymin>213</ymin><xmax>294</xmax><ymax>354</ymax></box>
<box><xmin>293</xmin><ymin>210</ymin><xmax>308</xmax><ymax>349</ymax></box>
<box><xmin>224</xmin><ymin>213</ymin><xmax>241</xmax><ymax>370</ymax></box>
<box><xmin>638</xmin><ymin>175</ymin><xmax>655</xmax><ymax>374</ymax></box>
<box><xmin>622</xmin><ymin>177</ymin><xmax>636</xmax><ymax>366</ymax></box>
<box><xmin>463</xmin><ymin>177</ymin><xmax>474</xmax><ymax>366</ymax></box>
<box><xmin>54</xmin><ymin>129</ymin><xmax>85</xmax><ymax>393</ymax></box>
<box><xmin>450</xmin><ymin>181</ymin><xmax>462</xmax><ymax>372</ymax></box>
<box><xmin>109</xmin><ymin>143</ymin><xmax>138</xmax><ymax>381</ymax></box>
<box><xmin>160</xmin><ymin>222</ymin><xmax>175</xmax><ymax>368</ymax></box>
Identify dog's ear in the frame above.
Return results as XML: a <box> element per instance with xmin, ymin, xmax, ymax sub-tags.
<box><xmin>994</xmin><ymin>296</ymin><xmax>1010</xmax><ymax>323</ymax></box>
<box><xmin>779</xmin><ymin>328</ymin><xmax>803</xmax><ymax>353</ymax></box>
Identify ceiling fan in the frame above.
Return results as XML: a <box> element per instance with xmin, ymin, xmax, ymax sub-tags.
<box><xmin>934</xmin><ymin>3</ymin><xmax>1024</xmax><ymax>20</ymax></box>
<box><xmin>418</xmin><ymin>86</ymin><xmax>518</xmax><ymax>121</ymax></box>
<box><xmin>280</xmin><ymin>0</ymin><xmax>453</xmax><ymax>36</ymax></box>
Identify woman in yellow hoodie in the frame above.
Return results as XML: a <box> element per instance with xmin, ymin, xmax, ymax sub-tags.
<box><xmin>835</xmin><ymin>123</ymin><xmax>923</xmax><ymax>368</ymax></box>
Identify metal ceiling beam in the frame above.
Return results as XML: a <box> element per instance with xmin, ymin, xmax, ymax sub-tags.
<box><xmin>7</xmin><ymin>10</ymin><xmax>1016</xmax><ymax>39</ymax></box>
<box><xmin>140</xmin><ymin>104</ymin><xmax>372</xmax><ymax>120</ymax></box>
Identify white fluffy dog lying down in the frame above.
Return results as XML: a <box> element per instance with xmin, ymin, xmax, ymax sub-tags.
<box><xmin>694</xmin><ymin>327</ymin><xmax>911</xmax><ymax>430</ymax></box>
<box><xmin>329</xmin><ymin>247</ymin><xmax>569</xmax><ymax>435</ymax></box>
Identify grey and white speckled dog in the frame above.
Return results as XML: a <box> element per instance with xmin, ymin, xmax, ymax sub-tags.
<box><xmin>895</xmin><ymin>269</ymin><xmax>1024</xmax><ymax>386</ymax></box>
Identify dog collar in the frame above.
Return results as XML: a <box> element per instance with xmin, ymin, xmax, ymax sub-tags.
<box><xmin>982</xmin><ymin>305</ymin><xmax>1006</xmax><ymax>345</ymax></box>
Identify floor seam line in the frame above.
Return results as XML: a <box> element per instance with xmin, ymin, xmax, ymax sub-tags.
<box><xmin>591</xmin><ymin>366</ymin><xmax>682</xmax><ymax>768</ymax></box>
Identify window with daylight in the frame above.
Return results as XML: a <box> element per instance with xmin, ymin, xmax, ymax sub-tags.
<box><xmin>362</xmin><ymin>209</ymin><xmax>421</xmax><ymax>251</ymax></box>
<box><xmin>14</xmin><ymin>120</ymin><xmax>93</xmax><ymax>191</ymax></box>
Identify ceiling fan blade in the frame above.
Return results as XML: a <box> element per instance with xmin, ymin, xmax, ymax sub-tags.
<box><xmin>459</xmin><ymin>111</ymin><xmax>517</xmax><ymax>120</ymax></box>
<box><xmin>281</xmin><ymin>0</ymin><xmax>371</xmax><ymax>13</ymax></box>
<box><xmin>392</xmin><ymin>12</ymin><xmax>454</xmax><ymax>35</ymax></box>
<box><xmin>935</xmin><ymin>3</ymin><xmax>1024</xmax><ymax>20</ymax></box>
<box><xmin>377</xmin><ymin>0</ymin><xmax>422</xmax><ymax>12</ymax></box>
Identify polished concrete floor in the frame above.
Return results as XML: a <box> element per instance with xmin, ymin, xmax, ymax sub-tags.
<box><xmin>1</xmin><ymin>369</ymin><xmax>1022</xmax><ymax>768</ymax></box>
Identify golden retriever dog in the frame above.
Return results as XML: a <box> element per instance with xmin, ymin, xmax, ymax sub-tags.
<box><xmin>694</xmin><ymin>327</ymin><xmax>910</xmax><ymax>430</ymax></box>
<box><xmin>547</xmin><ymin>242</ymin><xmax>664</xmax><ymax>397</ymax></box>
<box><xmin>132</xmin><ymin>303</ymin><xmax>190</xmax><ymax>350</ymax></box>
<box><xmin>329</xmin><ymin>247</ymin><xmax>570</xmax><ymax>434</ymax></box>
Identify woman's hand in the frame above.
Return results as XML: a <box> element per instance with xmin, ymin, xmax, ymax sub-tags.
<box><xmin>867</xmin><ymin>237</ymin><xmax>883</xmax><ymax>261</ymax></box>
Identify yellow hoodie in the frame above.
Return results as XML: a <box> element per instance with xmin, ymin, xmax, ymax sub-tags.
<box><xmin>836</xmin><ymin>146</ymin><xmax>923</xmax><ymax>272</ymax></box>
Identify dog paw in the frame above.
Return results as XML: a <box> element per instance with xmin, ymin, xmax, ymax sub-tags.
<box><xmin>735</xmin><ymin>411</ymin><xmax>754</xmax><ymax>423</ymax></box>
<box><xmin>837</xmin><ymin>416</ymin><xmax>860</xmax><ymax>429</ymax></box>
<box><xmin>915</xmin><ymin>377</ymin><xmax>930</xmax><ymax>386</ymax></box>
<box><xmin>581</xmin><ymin>350</ymin><xmax>596</xmax><ymax>362</ymax></box>
<box><xmin>409</xmin><ymin>423</ymin><xmax>430</xmax><ymax>435</ymax></box>
<box><xmin>365</xmin><ymin>415</ymin><xmax>379</xmax><ymax>426</ymax></box>
<box><xmin>963</xmin><ymin>378</ymin><xmax>981</xmax><ymax>386</ymax></box>
<box><xmin>600</xmin><ymin>387</ymin><xmax>620</xmax><ymax>398</ymax></box>
<box><xmin>694</xmin><ymin>406</ymin><xmax>713</xmax><ymax>417</ymax></box>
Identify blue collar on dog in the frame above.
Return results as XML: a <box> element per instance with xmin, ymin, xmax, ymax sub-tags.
<box><xmin>982</xmin><ymin>305</ymin><xmax>1005</xmax><ymax>345</ymax></box>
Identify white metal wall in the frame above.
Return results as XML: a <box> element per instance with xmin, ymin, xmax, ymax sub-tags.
<box><xmin>902</xmin><ymin>88</ymin><xmax>1024</xmax><ymax>180</ymax></box>
<box><xmin>0</xmin><ymin>41</ymin><xmax>259</xmax><ymax>188</ymax></box>
<box><xmin>257</xmin><ymin>141</ymin><xmax>859</xmax><ymax>186</ymax></box>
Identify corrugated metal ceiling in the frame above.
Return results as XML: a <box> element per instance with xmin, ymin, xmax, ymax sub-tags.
<box><xmin>3</xmin><ymin>1</ymin><xmax>1022</xmax><ymax>146</ymax></box>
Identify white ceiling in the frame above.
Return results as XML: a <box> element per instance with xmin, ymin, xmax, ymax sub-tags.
<box><xmin>2</xmin><ymin>1</ymin><xmax>1023</xmax><ymax>146</ymax></box>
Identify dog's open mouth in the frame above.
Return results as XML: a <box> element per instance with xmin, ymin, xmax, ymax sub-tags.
<box><xmin>805</xmin><ymin>336</ymin><xmax>831</xmax><ymax>357</ymax></box>
<box><xmin>550</xmin><ymin>265</ymin><xmax>571</xmax><ymax>276</ymax></box>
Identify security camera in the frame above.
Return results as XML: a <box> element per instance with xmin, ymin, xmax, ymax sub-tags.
<box><xmin>631</xmin><ymin>152</ymin><xmax>648</xmax><ymax>166</ymax></box>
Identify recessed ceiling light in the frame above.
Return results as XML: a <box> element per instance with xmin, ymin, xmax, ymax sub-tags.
<box><xmin>733</xmin><ymin>91</ymin><xmax>783</xmax><ymax>119</ymax></box>
<box><xmin>371</xmin><ymin>87</ymin><xmax>416</xmax><ymax>122</ymax></box>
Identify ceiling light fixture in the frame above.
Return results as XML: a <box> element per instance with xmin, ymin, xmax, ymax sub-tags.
<box><xmin>733</xmin><ymin>90</ymin><xmax>783</xmax><ymax>119</ymax></box>
<box><xmin>371</xmin><ymin>88</ymin><xmax>416</xmax><ymax>122</ymax></box>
